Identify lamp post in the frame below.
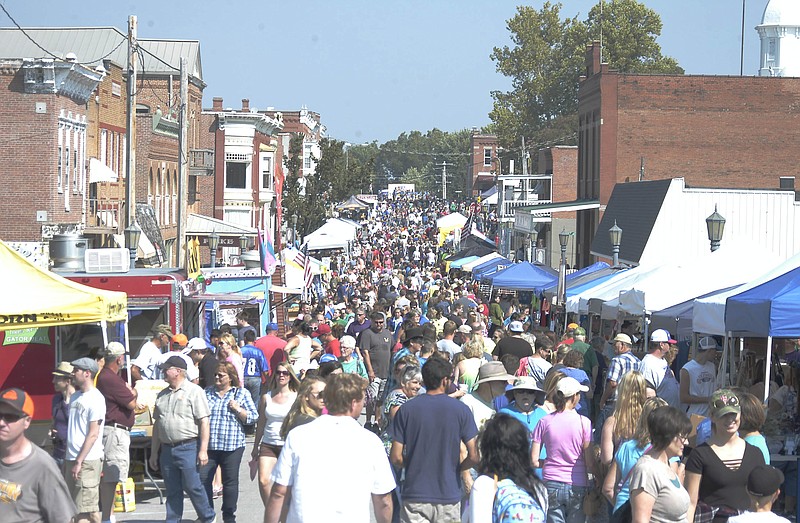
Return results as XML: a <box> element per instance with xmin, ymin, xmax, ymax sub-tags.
<box><xmin>291</xmin><ymin>213</ymin><xmax>298</xmax><ymax>248</ymax></box>
<box><xmin>124</xmin><ymin>222</ymin><xmax>142</xmax><ymax>270</ymax></box>
<box><xmin>239</xmin><ymin>235</ymin><xmax>249</xmax><ymax>252</ymax></box>
<box><xmin>609</xmin><ymin>220</ymin><xmax>622</xmax><ymax>267</ymax></box>
<box><xmin>557</xmin><ymin>228</ymin><xmax>569</xmax><ymax>303</ymax></box>
<box><xmin>208</xmin><ymin>231</ymin><xmax>220</xmax><ymax>268</ymax></box>
<box><xmin>706</xmin><ymin>206</ymin><xmax>726</xmax><ymax>252</ymax></box>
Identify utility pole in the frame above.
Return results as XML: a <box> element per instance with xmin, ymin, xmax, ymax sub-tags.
<box><xmin>175</xmin><ymin>57</ymin><xmax>188</xmax><ymax>268</ymax></box>
<box><xmin>125</xmin><ymin>15</ymin><xmax>137</xmax><ymax>231</ymax></box>
<box><xmin>521</xmin><ymin>136</ymin><xmax>528</xmax><ymax>176</ymax></box>
<box><xmin>440</xmin><ymin>160</ymin><xmax>448</xmax><ymax>200</ymax></box>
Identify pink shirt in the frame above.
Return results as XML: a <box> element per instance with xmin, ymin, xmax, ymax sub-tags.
<box><xmin>532</xmin><ymin>409</ymin><xmax>591</xmax><ymax>486</ymax></box>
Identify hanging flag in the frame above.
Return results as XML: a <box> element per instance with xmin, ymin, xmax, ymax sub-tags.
<box><xmin>461</xmin><ymin>211</ymin><xmax>474</xmax><ymax>242</ymax></box>
<box><xmin>187</xmin><ymin>236</ymin><xmax>201</xmax><ymax>280</ymax></box>
<box><xmin>258</xmin><ymin>229</ymin><xmax>277</xmax><ymax>277</ymax></box>
<box><xmin>301</xmin><ymin>243</ymin><xmax>313</xmax><ymax>290</ymax></box>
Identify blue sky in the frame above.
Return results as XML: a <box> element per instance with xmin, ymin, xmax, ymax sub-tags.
<box><xmin>3</xmin><ymin>1</ymin><xmax>769</xmax><ymax>143</ymax></box>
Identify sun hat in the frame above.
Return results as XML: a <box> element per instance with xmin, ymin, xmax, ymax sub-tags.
<box><xmin>612</xmin><ymin>333</ymin><xmax>632</xmax><ymax>345</ymax></box>
<box><xmin>556</xmin><ymin>376</ymin><xmax>590</xmax><ymax>397</ymax></box>
<box><xmin>52</xmin><ymin>361</ymin><xmax>73</xmax><ymax>377</ymax></box>
<box><xmin>508</xmin><ymin>376</ymin><xmax>544</xmax><ymax>394</ymax></box>
<box><xmin>650</xmin><ymin>329</ymin><xmax>677</xmax><ymax>344</ymax></box>
<box><xmin>710</xmin><ymin>389</ymin><xmax>740</xmax><ymax>418</ymax></box>
<box><xmin>473</xmin><ymin>362</ymin><xmax>514</xmax><ymax>387</ymax></box>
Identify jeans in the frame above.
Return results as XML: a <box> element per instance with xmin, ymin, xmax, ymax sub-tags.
<box><xmin>593</xmin><ymin>402</ymin><xmax>615</xmax><ymax>444</ymax></box>
<box><xmin>544</xmin><ymin>480</ymin><xmax>586</xmax><ymax>523</ymax></box>
<box><xmin>160</xmin><ymin>439</ymin><xmax>216</xmax><ymax>523</ymax></box>
<box><xmin>243</xmin><ymin>377</ymin><xmax>262</xmax><ymax>408</ymax></box>
<box><xmin>201</xmin><ymin>447</ymin><xmax>245</xmax><ymax>523</ymax></box>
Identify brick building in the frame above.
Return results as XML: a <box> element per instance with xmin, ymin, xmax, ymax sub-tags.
<box><xmin>467</xmin><ymin>129</ymin><xmax>500</xmax><ymax>197</ymax></box>
<box><xmin>576</xmin><ymin>41</ymin><xmax>800</xmax><ymax>266</ymax></box>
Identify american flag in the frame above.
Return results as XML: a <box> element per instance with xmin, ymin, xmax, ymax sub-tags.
<box><xmin>300</xmin><ymin>243</ymin><xmax>312</xmax><ymax>289</ymax></box>
<box><xmin>461</xmin><ymin>211</ymin><xmax>474</xmax><ymax>242</ymax></box>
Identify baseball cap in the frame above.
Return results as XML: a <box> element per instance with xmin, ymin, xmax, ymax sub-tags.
<box><xmin>457</xmin><ymin>324</ymin><xmax>472</xmax><ymax>334</ymax></box>
<box><xmin>698</xmin><ymin>336</ymin><xmax>719</xmax><ymax>351</ymax></box>
<box><xmin>573</xmin><ymin>327</ymin><xmax>586</xmax><ymax>336</ymax></box>
<box><xmin>747</xmin><ymin>465</ymin><xmax>785</xmax><ymax>497</ymax></box>
<box><xmin>557</xmin><ymin>376</ymin><xmax>590</xmax><ymax>397</ymax></box>
<box><xmin>183</xmin><ymin>337</ymin><xmax>209</xmax><ymax>354</ymax></box>
<box><xmin>71</xmin><ymin>357</ymin><xmax>99</xmax><ymax>374</ymax></box>
<box><xmin>265</xmin><ymin>323</ymin><xmax>279</xmax><ymax>332</ymax></box>
<box><xmin>710</xmin><ymin>389</ymin><xmax>740</xmax><ymax>418</ymax></box>
<box><xmin>104</xmin><ymin>341</ymin><xmax>126</xmax><ymax>356</ymax></box>
<box><xmin>52</xmin><ymin>361</ymin><xmax>73</xmax><ymax>377</ymax></box>
<box><xmin>158</xmin><ymin>355</ymin><xmax>188</xmax><ymax>371</ymax></box>
<box><xmin>319</xmin><ymin>353</ymin><xmax>339</xmax><ymax>363</ymax></box>
<box><xmin>613</xmin><ymin>333</ymin><xmax>632</xmax><ymax>345</ymax></box>
<box><xmin>404</xmin><ymin>327</ymin><xmax>425</xmax><ymax>341</ymax></box>
<box><xmin>172</xmin><ymin>333</ymin><xmax>189</xmax><ymax>347</ymax></box>
<box><xmin>650</xmin><ymin>329</ymin><xmax>677</xmax><ymax>344</ymax></box>
<box><xmin>508</xmin><ymin>321</ymin><xmax>524</xmax><ymax>333</ymax></box>
<box><xmin>154</xmin><ymin>324</ymin><xmax>174</xmax><ymax>338</ymax></box>
<box><xmin>313</xmin><ymin>324</ymin><xmax>332</xmax><ymax>337</ymax></box>
<box><xmin>567</xmin><ymin>323</ymin><xmax>579</xmax><ymax>331</ymax></box>
<box><xmin>0</xmin><ymin>388</ymin><xmax>34</xmax><ymax>418</ymax></box>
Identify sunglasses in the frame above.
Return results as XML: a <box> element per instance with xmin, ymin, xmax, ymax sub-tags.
<box><xmin>275</xmin><ymin>370</ymin><xmax>290</xmax><ymax>377</ymax></box>
<box><xmin>0</xmin><ymin>412</ymin><xmax>24</xmax><ymax>423</ymax></box>
<box><xmin>712</xmin><ymin>394</ymin><xmax>739</xmax><ymax>409</ymax></box>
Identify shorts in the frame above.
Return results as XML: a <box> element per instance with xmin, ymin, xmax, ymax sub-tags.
<box><xmin>65</xmin><ymin>458</ymin><xmax>102</xmax><ymax>513</ymax></box>
<box><xmin>102</xmin><ymin>425</ymin><xmax>131</xmax><ymax>483</ymax></box>
<box><xmin>259</xmin><ymin>442</ymin><xmax>283</xmax><ymax>458</ymax></box>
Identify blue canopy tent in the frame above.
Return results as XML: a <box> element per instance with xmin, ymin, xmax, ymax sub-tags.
<box><xmin>472</xmin><ymin>257</ymin><xmax>513</xmax><ymax>279</ymax></box>
<box><xmin>724</xmin><ymin>266</ymin><xmax>800</xmax><ymax>403</ymax></box>
<box><xmin>482</xmin><ymin>262</ymin><xmax>558</xmax><ymax>292</ymax></box>
<box><xmin>542</xmin><ymin>262</ymin><xmax>611</xmax><ymax>297</ymax></box>
<box><xmin>449</xmin><ymin>255</ymin><xmax>479</xmax><ymax>270</ymax></box>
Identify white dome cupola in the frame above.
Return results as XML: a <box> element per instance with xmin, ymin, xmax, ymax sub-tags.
<box><xmin>757</xmin><ymin>0</ymin><xmax>800</xmax><ymax>76</ymax></box>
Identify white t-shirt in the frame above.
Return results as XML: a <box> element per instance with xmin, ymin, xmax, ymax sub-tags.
<box><xmin>156</xmin><ymin>351</ymin><xmax>199</xmax><ymax>382</ymax></box>
<box><xmin>66</xmin><ymin>387</ymin><xmax>106</xmax><ymax>461</ymax></box>
<box><xmin>680</xmin><ymin>359</ymin><xmax>716</xmax><ymax>416</ymax></box>
<box><xmin>640</xmin><ymin>354</ymin><xmax>681</xmax><ymax>407</ymax></box>
<box><xmin>629</xmin><ymin>455</ymin><xmax>689</xmax><ymax>523</ymax></box>
<box><xmin>460</xmin><ymin>392</ymin><xmax>496</xmax><ymax>433</ymax></box>
<box><xmin>728</xmin><ymin>511</ymin><xmax>791</xmax><ymax>523</ymax></box>
<box><xmin>272</xmin><ymin>415</ymin><xmax>395</xmax><ymax>523</ymax></box>
<box><xmin>527</xmin><ymin>358</ymin><xmax>553</xmax><ymax>389</ymax></box>
<box><xmin>131</xmin><ymin>341</ymin><xmax>163</xmax><ymax>379</ymax></box>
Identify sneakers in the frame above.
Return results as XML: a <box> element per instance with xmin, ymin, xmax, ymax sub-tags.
<box><xmin>194</xmin><ymin>517</ymin><xmax>216</xmax><ymax>523</ymax></box>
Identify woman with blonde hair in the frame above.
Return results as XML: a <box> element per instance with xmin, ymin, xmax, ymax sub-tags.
<box><xmin>600</xmin><ymin>370</ymin><xmax>648</xmax><ymax>466</ymax></box>
<box><xmin>453</xmin><ymin>339</ymin><xmax>485</xmax><ymax>391</ymax></box>
<box><xmin>218</xmin><ymin>333</ymin><xmax>244</xmax><ymax>387</ymax></box>
<box><xmin>251</xmin><ymin>361</ymin><xmax>300</xmax><ymax>506</ymax></box>
<box><xmin>280</xmin><ymin>376</ymin><xmax>326</xmax><ymax>440</ymax></box>
<box><xmin>603</xmin><ymin>396</ymin><xmax>668</xmax><ymax>514</ymax></box>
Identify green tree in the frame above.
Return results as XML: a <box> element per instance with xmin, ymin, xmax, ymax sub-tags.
<box><xmin>490</xmin><ymin>1</ymin><xmax>682</xmax><ymax>149</ymax></box>
<box><xmin>282</xmin><ymin>133</ymin><xmax>325</xmax><ymax>240</ymax></box>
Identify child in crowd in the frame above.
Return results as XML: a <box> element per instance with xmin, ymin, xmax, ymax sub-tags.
<box><xmin>728</xmin><ymin>465</ymin><xmax>790</xmax><ymax>523</ymax></box>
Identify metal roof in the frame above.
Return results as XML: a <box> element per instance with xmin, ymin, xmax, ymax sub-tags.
<box><xmin>0</xmin><ymin>27</ymin><xmax>202</xmax><ymax>80</ymax></box>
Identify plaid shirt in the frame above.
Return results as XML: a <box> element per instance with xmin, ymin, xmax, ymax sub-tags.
<box><xmin>605</xmin><ymin>351</ymin><xmax>641</xmax><ymax>402</ymax></box>
<box><xmin>205</xmin><ymin>386</ymin><xmax>258</xmax><ymax>451</ymax></box>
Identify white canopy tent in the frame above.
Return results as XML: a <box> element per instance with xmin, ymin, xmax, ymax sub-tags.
<box><xmin>436</xmin><ymin>212</ymin><xmax>467</xmax><ymax>230</ymax></box>
<box><xmin>567</xmin><ymin>264</ymin><xmax>662</xmax><ymax>314</ymax></box>
<box><xmin>304</xmin><ymin>218</ymin><xmax>360</xmax><ymax>251</ymax></box>
<box><xmin>462</xmin><ymin>252</ymin><xmax>504</xmax><ymax>272</ymax></box>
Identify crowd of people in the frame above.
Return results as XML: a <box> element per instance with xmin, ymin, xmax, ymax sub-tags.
<box><xmin>0</xmin><ymin>191</ymin><xmax>797</xmax><ymax>523</ymax></box>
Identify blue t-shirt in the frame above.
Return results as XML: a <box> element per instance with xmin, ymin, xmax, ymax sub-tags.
<box><xmin>613</xmin><ymin>439</ymin><xmax>648</xmax><ymax>512</ymax></box>
<box><xmin>241</xmin><ymin>344</ymin><xmax>269</xmax><ymax>378</ymax></box>
<box><xmin>392</xmin><ymin>393</ymin><xmax>479</xmax><ymax>504</ymax></box>
<box><xmin>744</xmin><ymin>433</ymin><xmax>770</xmax><ymax>464</ymax></box>
<box><xmin>500</xmin><ymin>403</ymin><xmax>549</xmax><ymax>479</ymax></box>
<box><xmin>560</xmin><ymin>367</ymin><xmax>591</xmax><ymax>417</ymax></box>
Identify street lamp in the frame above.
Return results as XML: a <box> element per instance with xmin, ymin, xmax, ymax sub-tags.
<box><xmin>557</xmin><ymin>228</ymin><xmax>569</xmax><ymax>305</ymax></box>
<box><xmin>609</xmin><ymin>220</ymin><xmax>622</xmax><ymax>267</ymax></box>
<box><xmin>706</xmin><ymin>205</ymin><xmax>726</xmax><ymax>252</ymax></box>
<box><xmin>291</xmin><ymin>213</ymin><xmax>298</xmax><ymax>248</ymax></box>
<box><xmin>124</xmin><ymin>222</ymin><xmax>142</xmax><ymax>270</ymax></box>
<box><xmin>239</xmin><ymin>235</ymin><xmax>249</xmax><ymax>252</ymax></box>
<box><xmin>208</xmin><ymin>231</ymin><xmax>220</xmax><ymax>268</ymax></box>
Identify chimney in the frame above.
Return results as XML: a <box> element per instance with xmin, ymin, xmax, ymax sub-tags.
<box><xmin>585</xmin><ymin>41</ymin><xmax>601</xmax><ymax>78</ymax></box>
<box><xmin>212</xmin><ymin>97</ymin><xmax>223</xmax><ymax>111</ymax></box>
<box><xmin>242</xmin><ymin>98</ymin><xmax>250</xmax><ymax>112</ymax></box>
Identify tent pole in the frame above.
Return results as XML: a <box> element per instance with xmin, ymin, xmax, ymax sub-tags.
<box><xmin>123</xmin><ymin>318</ymin><xmax>132</xmax><ymax>386</ymax></box>
<box><xmin>764</xmin><ymin>336</ymin><xmax>773</xmax><ymax>405</ymax></box>
<box><xmin>718</xmin><ymin>335</ymin><xmax>728</xmax><ymax>388</ymax></box>
<box><xmin>101</xmin><ymin>319</ymin><xmax>109</xmax><ymax>348</ymax></box>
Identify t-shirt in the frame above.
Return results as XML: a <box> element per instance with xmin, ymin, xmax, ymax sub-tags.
<box><xmin>460</xmin><ymin>392</ymin><xmax>496</xmax><ymax>433</ymax></box>
<box><xmin>629</xmin><ymin>454</ymin><xmax>689</xmax><ymax>523</ymax></box>
<box><xmin>685</xmin><ymin>442</ymin><xmax>766</xmax><ymax>514</ymax></box>
<box><xmin>66</xmin><ymin>387</ymin><xmax>106</xmax><ymax>461</ymax></box>
<box><xmin>728</xmin><ymin>512</ymin><xmax>791</xmax><ymax>523</ymax></box>
<box><xmin>613</xmin><ymin>438</ymin><xmax>648</xmax><ymax>512</ymax></box>
<box><xmin>392</xmin><ymin>393</ymin><xmax>479</xmax><ymax>504</ymax></box>
<box><xmin>325</xmin><ymin>338</ymin><xmax>342</xmax><ymax>358</ymax></box>
<box><xmin>0</xmin><ymin>444</ymin><xmax>77</xmax><ymax>523</ymax></box>
<box><xmin>198</xmin><ymin>352</ymin><xmax>219</xmax><ymax>389</ymax></box>
<box><xmin>526</xmin><ymin>357</ymin><xmax>552</xmax><ymax>389</ymax></box>
<box><xmin>131</xmin><ymin>341</ymin><xmax>162</xmax><ymax>379</ymax></box>
<box><xmin>492</xmin><ymin>478</ymin><xmax>547</xmax><ymax>523</ymax></box>
<box><xmin>743</xmin><ymin>434</ymin><xmax>770</xmax><ymax>465</ymax></box>
<box><xmin>358</xmin><ymin>328</ymin><xmax>393</xmax><ymax>379</ymax></box>
<box><xmin>606</xmin><ymin>352</ymin><xmax>641</xmax><ymax>403</ymax></box>
<box><xmin>254</xmin><ymin>335</ymin><xmax>288</xmax><ymax>375</ymax></box>
<box><xmin>531</xmin><ymin>409</ymin><xmax>591</xmax><ymax>486</ymax></box>
<box><xmin>95</xmin><ymin>367</ymin><xmax>135</xmax><ymax>427</ymax></box>
<box><xmin>493</xmin><ymin>336</ymin><xmax>533</xmax><ymax>360</ymax></box>
<box><xmin>242</xmin><ymin>344</ymin><xmax>269</xmax><ymax>378</ymax></box>
<box><xmin>436</xmin><ymin>339</ymin><xmax>461</xmax><ymax>360</ymax></box>
<box><xmin>681</xmin><ymin>359</ymin><xmax>716</xmax><ymax>416</ymax></box>
<box><xmin>571</xmin><ymin>340</ymin><xmax>598</xmax><ymax>378</ymax></box>
<box><xmin>640</xmin><ymin>353</ymin><xmax>681</xmax><ymax>407</ymax></box>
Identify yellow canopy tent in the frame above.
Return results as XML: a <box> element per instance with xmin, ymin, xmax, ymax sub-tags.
<box><xmin>0</xmin><ymin>239</ymin><xmax>127</xmax><ymax>330</ymax></box>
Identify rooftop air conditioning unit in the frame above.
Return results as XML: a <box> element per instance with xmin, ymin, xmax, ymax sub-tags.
<box><xmin>84</xmin><ymin>248</ymin><xmax>130</xmax><ymax>273</ymax></box>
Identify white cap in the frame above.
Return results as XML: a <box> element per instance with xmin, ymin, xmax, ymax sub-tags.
<box><xmin>556</xmin><ymin>377</ymin><xmax>589</xmax><ymax>397</ymax></box>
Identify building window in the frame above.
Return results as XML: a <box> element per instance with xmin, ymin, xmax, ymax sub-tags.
<box><xmin>304</xmin><ymin>144</ymin><xmax>313</xmax><ymax>169</ymax></box>
<box><xmin>767</xmin><ymin>38</ymin><xmax>777</xmax><ymax>68</ymax></box>
<box><xmin>484</xmin><ymin>148</ymin><xmax>492</xmax><ymax>167</ymax></box>
<box><xmin>261</xmin><ymin>154</ymin><xmax>272</xmax><ymax>190</ymax></box>
<box><xmin>100</xmin><ymin>129</ymin><xmax>107</xmax><ymax>166</ymax></box>
<box><xmin>57</xmin><ymin>125</ymin><xmax>63</xmax><ymax>193</ymax></box>
<box><xmin>226</xmin><ymin>162</ymin><xmax>248</xmax><ymax>189</ymax></box>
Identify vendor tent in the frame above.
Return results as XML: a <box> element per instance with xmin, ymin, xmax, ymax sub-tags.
<box><xmin>449</xmin><ymin>256</ymin><xmax>479</xmax><ymax>270</ymax></box>
<box><xmin>445</xmin><ymin>236</ymin><xmax>497</xmax><ymax>261</ymax></box>
<box><xmin>0</xmin><ymin>240</ymin><xmax>127</xmax><ymax>330</ymax></box>
<box><xmin>693</xmin><ymin>250</ymin><xmax>800</xmax><ymax>336</ymax></box>
<box><xmin>304</xmin><ymin>218</ymin><xmax>360</xmax><ymax>251</ymax></box>
<box><xmin>725</xmin><ymin>266</ymin><xmax>800</xmax><ymax>338</ymax></box>
<box><xmin>335</xmin><ymin>195</ymin><xmax>370</xmax><ymax>212</ymax></box>
<box><xmin>567</xmin><ymin>264</ymin><xmax>662</xmax><ymax>314</ymax></box>
<box><xmin>462</xmin><ymin>252</ymin><xmax>503</xmax><ymax>272</ymax></box>
<box><xmin>471</xmin><ymin>256</ymin><xmax>512</xmax><ymax>277</ymax></box>
<box><xmin>483</xmin><ymin>262</ymin><xmax>557</xmax><ymax>292</ymax></box>
<box><xmin>542</xmin><ymin>262</ymin><xmax>611</xmax><ymax>297</ymax></box>
<box><xmin>436</xmin><ymin>212</ymin><xmax>467</xmax><ymax>230</ymax></box>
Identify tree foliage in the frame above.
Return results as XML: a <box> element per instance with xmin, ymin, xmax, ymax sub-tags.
<box><xmin>490</xmin><ymin>0</ymin><xmax>682</xmax><ymax>149</ymax></box>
